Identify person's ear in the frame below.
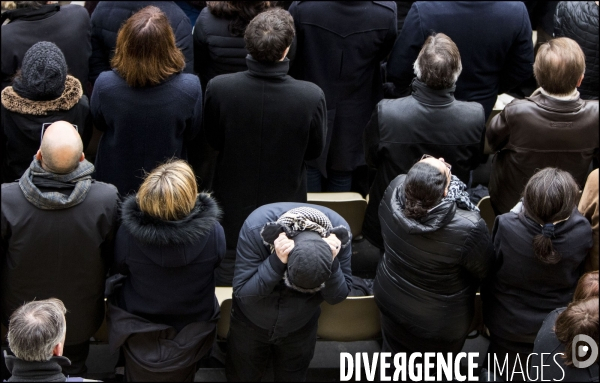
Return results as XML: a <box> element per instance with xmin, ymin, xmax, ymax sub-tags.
<box><xmin>35</xmin><ymin>149</ymin><xmax>42</xmax><ymax>162</ymax></box>
<box><xmin>52</xmin><ymin>342</ymin><xmax>64</xmax><ymax>357</ymax></box>
<box><xmin>79</xmin><ymin>153</ymin><xmax>85</xmax><ymax>162</ymax></box>
<box><xmin>577</xmin><ymin>74</ymin><xmax>584</xmax><ymax>87</ymax></box>
<box><xmin>280</xmin><ymin>46</ymin><xmax>291</xmax><ymax>61</ymax></box>
<box><xmin>330</xmin><ymin>226</ymin><xmax>351</xmax><ymax>248</ymax></box>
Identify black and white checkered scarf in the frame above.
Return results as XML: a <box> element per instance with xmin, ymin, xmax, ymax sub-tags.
<box><xmin>276</xmin><ymin>207</ymin><xmax>333</xmax><ymax>237</ymax></box>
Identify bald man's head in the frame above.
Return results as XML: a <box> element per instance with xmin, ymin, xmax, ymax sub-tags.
<box><xmin>37</xmin><ymin>121</ymin><xmax>84</xmax><ymax>174</ymax></box>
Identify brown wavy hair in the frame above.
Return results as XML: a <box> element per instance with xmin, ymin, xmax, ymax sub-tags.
<box><xmin>207</xmin><ymin>1</ymin><xmax>274</xmax><ymax>37</ymax></box>
<box><xmin>554</xmin><ymin>297</ymin><xmax>599</xmax><ymax>366</ymax></box>
<box><xmin>574</xmin><ymin>271</ymin><xmax>599</xmax><ymax>301</ymax></box>
<box><xmin>111</xmin><ymin>6</ymin><xmax>185</xmax><ymax>88</ymax></box>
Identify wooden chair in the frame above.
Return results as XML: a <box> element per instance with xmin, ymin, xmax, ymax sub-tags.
<box><xmin>317</xmin><ymin>296</ymin><xmax>381</xmax><ymax>341</ymax></box>
<box><xmin>215</xmin><ymin>287</ymin><xmax>234</xmax><ymax>339</ymax></box>
<box><xmin>477</xmin><ymin>196</ymin><xmax>496</xmax><ymax>234</ymax></box>
<box><xmin>307</xmin><ymin>192</ymin><xmax>368</xmax><ymax>238</ymax></box>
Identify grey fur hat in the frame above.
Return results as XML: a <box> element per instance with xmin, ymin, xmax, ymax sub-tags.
<box><xmin>13</xmin><ymin>41</ymin><xmax>67</xmax><ymax>101</ymax></box>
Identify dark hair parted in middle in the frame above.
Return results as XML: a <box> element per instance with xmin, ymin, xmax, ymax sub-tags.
<box><xmin>208</xmin><ymin>1</ymin><xmax>274</xmax><ymax>37</ymax></box>
<box><xmin>244</xmin><ymin>7</ymin><xmax>295</xmax><ymax>63</ymax></box>
<box><xmin>414</xmin><ymin>33</ymin><xmax>462</xmax><ymax>90</ymax></box>
<box><xmin>111</xmin><ymin>6</ymin><xmax>185</xmax><ymax>87</ymax></box>
<box><xmin>403</xmin><ymin>162</ymin><xmax>448</xmax><ymax>220</ymax></box>
<box><xmin>523</xmin><ymin>167</ymin><xmax>580</xmax><ymax>265</ymax></box>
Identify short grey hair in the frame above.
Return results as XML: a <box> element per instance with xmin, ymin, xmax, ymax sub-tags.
<box><xmin>7</xmin><ymin>298</ymin><xmax>67</xmax><ymax>362</ymax></box>
<box><xmin>413</xmin><ymin>33</ymin><xmax>462</xmax><ymax>90</ymax></box>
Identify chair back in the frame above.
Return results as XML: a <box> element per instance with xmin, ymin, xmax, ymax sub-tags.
<box><xmin>217</xmin><ymin>299</ymin><xmax>232</xmax><ymax>339</ymax></box>
<box><xmin>317</xmin><ymin>296</ymin><xmax>381</xmax><ymax>341</ymax></box>
<box><xmin>477</xmin><ymin>196</ymin><xmax>496</xmax><ymax>234</ymax></box>
<box><xmin>307</xmin><ymin>192</ymin><xmax>367</xmax><ymax>237</ymax></box>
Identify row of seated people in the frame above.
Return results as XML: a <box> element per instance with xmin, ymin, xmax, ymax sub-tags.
<box><xmin>1</xmin><ymin>6</ymin><xmax>598</xmax><ymax>290</ymax></box>
<box><xmin>1</xmin><ymin>121</ymin><xmax>599</xmax><ymax>380</ymax></box>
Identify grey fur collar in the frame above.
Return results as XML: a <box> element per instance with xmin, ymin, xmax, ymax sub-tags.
<box><xmin>120</xmin><ymin>193</ymin><xmax>222</xmax><ymax>246</ymax></box>
<box><xmin>1</xmin><ymin>75</ymin><xmax>82</xmax><ymax>115</ymax></box>
<box><xmin>283</xmin><ymin>270</ymin><xmax>324</xmax><ymax>294</ymax></box>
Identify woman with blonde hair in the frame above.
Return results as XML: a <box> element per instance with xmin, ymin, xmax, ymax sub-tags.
<box><xmin>91</xmin><ymin>5</ymin><xmax>202</xmax><ymax>196</ymax></box>
<box><xmin>108</xmin><ymin>160</ymin><xmax>225</xmax><ymax>382</ymax></box>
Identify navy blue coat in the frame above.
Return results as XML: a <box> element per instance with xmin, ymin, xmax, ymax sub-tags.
<box><xmin>233</xmin><ymin>203</ymin><xmax>352</xmax><ymax>338</ymax></box>
<box><xmin>114</xmin><ymin>194</ymin><xmax>225</xmax><ymax>332</ymax></box>
<box><xmin>289</xmin><ymin>1</ymin><xmax>397</xmax><ymax>174</ymax></box>
<box><xmin>89</xmin><ymin>1</ymin><xmax>193</xmax><ymax>84</ymax></box>
<box><xmin>91</xmin><ymin>70</ymin><xmax>202</xmax><ymax>196</ymax></box>
<box><xmin>387</xmin><ymin>1</ymin><xmax>534</xmax><ymax>120</ymax></box>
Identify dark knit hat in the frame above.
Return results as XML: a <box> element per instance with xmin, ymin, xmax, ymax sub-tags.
<box><xmin>12</xmin><ymin>41</ymin><xmax>67</xmax><ymax>101</ymax></box>
<box><xmin>286</xmin><ymin>231</ymin><xmax>333</xmax><ymax>292</ymax></box>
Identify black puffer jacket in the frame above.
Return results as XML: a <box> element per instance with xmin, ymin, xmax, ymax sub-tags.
<box><xmin>554</xmin><ymin>1</ymin><xmax>598</xmax><ymax>100</ymax></box>
<box><xmin>193</xmin><ymin>7</ymin><xmax>248</xmax><ymax>92</ymax></box>
<box><xmin>114</xmin><ymin>193</ymin><xmax>225</xmax><ymax>332</ymax></box>
<box><xmin>373</xmin><ymin>174</ymin><xmax>493</xmax><ymax>344</ymax></box>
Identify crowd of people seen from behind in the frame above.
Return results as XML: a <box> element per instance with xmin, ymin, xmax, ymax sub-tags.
<box><xmin>0</xmin><ymin>1</ymin><xmax>598</xmax><ymax>382</ymax></box>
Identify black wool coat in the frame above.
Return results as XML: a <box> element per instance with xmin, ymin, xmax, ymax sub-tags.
<box><xmin>374</xmin><ymin>175</ymin><xmax>493</xmax><ymax>346</ymax></box>
<box><xmin>1</xmin><ymin>4</ymin><xmax>92</xmax><ymax>95</ymax></box>
<box><xmin>1</xmin><ymin>180</ymin><xmax>119</xmax><ymax>345</ymax></box>
<box><xmin>387</xmin><ymin>1</ymin><xmax>534</xmax><ymax>121</ymax></box>
<box><xmin>90</xmin><ymin>70</ymin><xmax>202</xmax><ymax>196</ymax></box>
<box><xmin>362</xmin><ymin>79</ymin><xmax>485</xmax><ymax>249</ymax></box>
<box><xmin>89</xmin><ymin>1</ymin><xmax>193</xmax><ymax>84</ymax></box>
<box><xmin>203</xmin><ymin>56</ymin><xmax>327</xmax><ymax>285</ymax></box>
<box><xmin>289</xmin><ymin>1</ymin><xmax>397</xmax><ymax>174</ymax></box>
<box><xmin>114</xmin><ymin>194</ymin><xmax>225</xmax><ymax>332</ymax></box>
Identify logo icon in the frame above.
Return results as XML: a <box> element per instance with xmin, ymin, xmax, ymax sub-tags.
<box><xmin>572</xmin><ymin>334</ymin><xmax>598</xmax><ymax>369</ymax></box>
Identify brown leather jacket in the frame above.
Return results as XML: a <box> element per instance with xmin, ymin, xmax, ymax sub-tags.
<box><xmin>579</xmin><ymin>169</ymin><xmax>599</xmax><ymax>271</ymax></box>
<box><xmin>487</xmin><ymin>91</ymin><xmax>599</xmax><ymax>213</ymax></box>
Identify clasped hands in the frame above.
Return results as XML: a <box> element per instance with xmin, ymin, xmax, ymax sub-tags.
<box><xmin>274</xmin><ymin>232</ymin><xmax>341</xmax><ymax>264</ymax></box>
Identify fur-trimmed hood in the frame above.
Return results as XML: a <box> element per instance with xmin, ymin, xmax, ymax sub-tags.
<box><xmin>120</xmin><ymin>193</ymin><xmax>222</xmax><ymax>247</ymax></box>
<box><xmin>1</xmin><ymin>75</ymin><xmax>82</xmax><ymax>115</ymax></box>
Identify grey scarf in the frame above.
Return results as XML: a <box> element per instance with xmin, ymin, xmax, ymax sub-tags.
<box><xmin>440</xmin><ymin>175</ymin><xmax>479</xmax><ymax>212</ymax></box>
<box><xmin>19</xmin><ymin>157</ymin><xmax>95</xmax><ymax>210</ymax></box>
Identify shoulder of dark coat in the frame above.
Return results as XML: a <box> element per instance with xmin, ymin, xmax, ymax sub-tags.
<box><xmin>120</xmin><ymin>193</ymin><xmax>222</xmax><ymax>246</ymax></box>
<box><xmin>372</xmin><ymin>1</ymin><xmax>397</xmax><ymax>13</ymax></box>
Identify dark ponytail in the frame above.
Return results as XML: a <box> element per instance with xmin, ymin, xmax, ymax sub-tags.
<box><xmin>523</xmin><ymin>168</ymin><xmax>579</xmax><ymax>264</ymax></box>
<box><xmin>403</xmin><ymin>162</ymin><xmax>448</xmax><ymax>220</ymax></box>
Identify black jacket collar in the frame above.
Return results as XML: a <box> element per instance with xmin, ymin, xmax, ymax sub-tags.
<box><xmin>2</xmin><ymin>4</ymin><xmax>60</xmax><ymax>24</ymax></box>
<box><xmin>246</xmin><ymin>55</ymin><xmax>290</xmax><ymax>79</ymax></box>
<box><xmin>411</xmin><ymin>78</ymin><xmax>456</xmax><ymax>106</ymax></box>
<box><xmin>120</xmin><ymin>193</ymin><xmax>222</xmax><ymax>247</ymax></box>
<box><xmin>4</xmin><ymin>353</ymin><xmax>70</xmax><ymax>382</ymax></box>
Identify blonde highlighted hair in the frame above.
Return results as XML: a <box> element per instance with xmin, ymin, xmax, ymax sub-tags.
<box><xmin>137</xmin><ymin>160</ymin><xmax>198</xmax><ymax>221</ymax></box>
